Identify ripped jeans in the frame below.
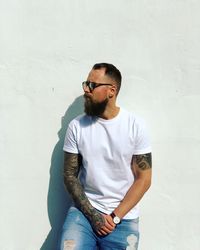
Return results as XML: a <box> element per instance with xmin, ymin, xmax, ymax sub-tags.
<box><xmin>59</xmin><ymin>206</ymin><xmax>139</xmax><ymax>250</ymax></box>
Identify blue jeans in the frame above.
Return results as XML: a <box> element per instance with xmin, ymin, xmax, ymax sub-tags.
<box><xmin>59</xmin><ymin>206</ymin><xmax>139</xmax><ymax>250</ymax></box>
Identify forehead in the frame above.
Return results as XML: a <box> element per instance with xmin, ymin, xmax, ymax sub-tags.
<box><xmin>87</xmin><ymin>68</ymin><xmax>110</xmax><ymax>82</ymax></box>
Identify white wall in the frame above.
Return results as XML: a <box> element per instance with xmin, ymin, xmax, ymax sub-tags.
<box><xmin>1</xmin><ymin>1</ymin><xmax>200</xmax><ymax>249</ymax></box>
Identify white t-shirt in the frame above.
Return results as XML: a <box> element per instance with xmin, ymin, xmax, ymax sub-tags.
<box><xmin>63</xmin><ymin>108</ymin><xmax>151</xmax><ymax>219</ymax></box>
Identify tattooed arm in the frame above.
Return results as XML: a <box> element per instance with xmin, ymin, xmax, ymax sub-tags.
<box><xmin>63</xmin><ymin>152</ymin><xmax>115</xmax><ymax>234</ymax></box>
<box><xmin>113</xmin><ymin>153</ymin><xmax>152</xmax><ymax>219</ymax></box>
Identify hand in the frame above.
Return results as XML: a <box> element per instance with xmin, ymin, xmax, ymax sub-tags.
<box><xmin>96</xmin><ymin>214</ymin><xmax>116</xmax><ymax>236</ymax></box>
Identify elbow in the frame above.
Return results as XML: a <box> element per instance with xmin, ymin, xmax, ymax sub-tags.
<box><xmin>63</xmin><ymin>174</ymin><xmax>72</xmax><ymax>190</ymax></box>
<box><xmin>63</xmin><ymin>174</ymin><xmax>77</xmax><ymax>194</ymax></box>
<box><xmin>146</xmin><ymin>180</ymin><xmax>151</xmax><ymax>191</ymax></box>
<box><xmin>138</xmin><ymin>175</ymin><xmax>151</xmax><ymax>192</ymax></box>
<box><xmin>135</xmin><ymin>176</ymin><xmax>151</xmax><ymax>193</ymax></box>
<box><xmin>144</xmin><ymin>178</ymin><xmax>151</xmax><ymax>191</ymax></box>
<box><xmin>137</xmin><ymin>169</ymin><xmax>152</xmax><ymax>192</ymax></box>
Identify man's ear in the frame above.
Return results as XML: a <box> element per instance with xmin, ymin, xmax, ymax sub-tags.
<box><xmin>109</xmin><ymin>85</ymin><xmax>117</xmax><ymax>98</ymax></box>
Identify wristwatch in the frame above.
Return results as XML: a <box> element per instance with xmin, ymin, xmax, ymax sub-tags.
<box><xmin>110</xmin><ymin>212</ymin><xmax>121</xmax><ymax>225</ymax></box>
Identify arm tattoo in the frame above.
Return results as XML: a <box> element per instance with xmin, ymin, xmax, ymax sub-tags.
<box><xmin>63</xmin><ymin>152</ymin><xmax>105</xmax><ymax>230</ymax></box>
<box><xmin>134</xmin><ymin>153</ymin><xmax>152</xmax><ymax>170</ymax></box>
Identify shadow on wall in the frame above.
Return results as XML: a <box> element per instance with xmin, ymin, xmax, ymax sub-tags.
<box><xmin>40</xmin><ymin>95</ymin><xmax>84</xmax><ymax>250</ymax></box>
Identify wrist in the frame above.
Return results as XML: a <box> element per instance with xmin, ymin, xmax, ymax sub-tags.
<box><xmin>110</xmin><ymin>211</ymin><xmax>121</xmax><ymax>225</ymax></box>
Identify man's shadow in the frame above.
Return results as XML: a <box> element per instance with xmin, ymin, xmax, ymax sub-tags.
<box><xmin>40</xmin><ymin>95</ymin><xmax>84</xmax><ymax>250</ymax></box>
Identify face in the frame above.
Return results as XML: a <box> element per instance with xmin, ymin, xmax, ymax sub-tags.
<box><xmin>83</xmin><ymin>68</ymin><xmax>116</xmax><ymax>116</ymax></box>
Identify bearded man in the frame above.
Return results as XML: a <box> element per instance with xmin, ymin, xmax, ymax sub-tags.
<box><xmin>60</xmin><ymin>63</ymin><xmax>152</xmax><ymax>250</ymax></box>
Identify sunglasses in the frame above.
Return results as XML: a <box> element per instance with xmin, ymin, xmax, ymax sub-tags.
<box><xmin>82</xmin><ymin>81</ymin><xmax>113</xmax><ymax>92</ymax></box>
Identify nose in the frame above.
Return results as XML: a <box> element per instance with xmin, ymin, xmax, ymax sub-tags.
<box><xmin>83</xmin><ymin>85</ymin><xmax>90</xmax><ymax>93</ymax></box>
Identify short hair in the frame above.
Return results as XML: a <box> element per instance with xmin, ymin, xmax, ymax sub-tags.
<box><xmin>92</xmin><ymin>63</ymin><xmax>122</xmax><ymax>95</ymax></box>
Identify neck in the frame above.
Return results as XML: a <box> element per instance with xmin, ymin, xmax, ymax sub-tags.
<box><xmin>99</xmin><ymin>104</ymin><xmax>120</xmax><ymax>120</ymax></box>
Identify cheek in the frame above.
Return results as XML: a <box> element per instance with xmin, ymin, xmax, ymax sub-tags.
<box><xmin>93</xmin><ymin>89</ymin><xmax>108</xmax><ymax>101</ymax></box>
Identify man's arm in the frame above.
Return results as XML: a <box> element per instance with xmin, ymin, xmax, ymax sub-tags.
<box><xmin>63</xmin><ymin>152</ymin><xmax>115</xmax><ymax>234</ymax></box>
<box><xmin>113</xmin><ymin>153</ymin><xmax>152</xmax><ymax>219</ymax></box>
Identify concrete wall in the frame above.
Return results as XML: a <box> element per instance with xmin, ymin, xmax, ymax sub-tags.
<box><xmin>1</xmin><ymin>1</ymin><xmax>200</xmax><ymax>249</ymax></box>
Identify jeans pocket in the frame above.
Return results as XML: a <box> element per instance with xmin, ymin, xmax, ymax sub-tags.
<box><xmin>124</xmin><ymin>217</ymin><xmax>139</xmax><ymax>232</ymax></box>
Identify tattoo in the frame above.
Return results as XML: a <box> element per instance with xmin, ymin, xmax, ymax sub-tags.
<box><xmin>134</xmin><ymin>153</ymin><xmax>152</xmax><ymax>170</ymax></box>
<box><xmin>63</xmin><ymin>152</ymin><xmax>105</xmax><ymax>231</ymax></box>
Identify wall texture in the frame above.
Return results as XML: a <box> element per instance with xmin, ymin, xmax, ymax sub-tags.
<box><xmin>1</xmin><ymin>1</ymin><xmax>200</xmax><ymax>249</ymax></box>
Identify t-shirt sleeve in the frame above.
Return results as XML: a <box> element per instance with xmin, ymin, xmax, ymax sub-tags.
<box><xmin>133</xmin><ymin>117</ymin><xmax>152</xmax><ymax>155</ymax></box>
<box><xmin>63</xmin><ymin>121</ymin><xmax>79</xmax><ymax>154</ymax></box>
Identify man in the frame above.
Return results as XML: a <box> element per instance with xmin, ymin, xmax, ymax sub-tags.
<box><xmin>60</xmin><ymin>63</ymin><xmax>152</xmax><ymax>250</ymax></box>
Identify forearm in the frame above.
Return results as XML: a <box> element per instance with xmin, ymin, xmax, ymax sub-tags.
<box><xmin>64</xmin><ymin>175</ymin><xmax>102</xmax><ymax>222</ymax></box>
<box><xmin>63</xmin><ymin>152</ymin><xmax>104</xmax><ymax>229</ymax></box>
<box><xmin>113</xmin><ymin>177</ymin><xmax>151</xmax><ymax>219</ymax></box>
<box><xmin>114</xmin><ymin>153</ymin><xmax>152</xmax><ymax>219</ymax></box>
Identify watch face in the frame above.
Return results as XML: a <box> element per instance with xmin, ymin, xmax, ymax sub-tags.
<box><xmin>113</xmin><ymin>216</ymin><xmax>120</xmax><ymax>224</ymax></box>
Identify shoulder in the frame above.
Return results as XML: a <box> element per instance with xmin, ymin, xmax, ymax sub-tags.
<box><xmin>68</xmin><ymin>113</ymin><xmax>93</xmax><ymax>128</ymax></box>
<box><xmin>120</xmin><ymin>108</ymin><xmax>145</xmax><ymax>126</ymax></box>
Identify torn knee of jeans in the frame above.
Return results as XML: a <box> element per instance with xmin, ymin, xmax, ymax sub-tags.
<box><xmin>126</xmin><ymin>234</ymin><xmax>138</xmax><ymax>250</ymax></box>
<box><xmin>64</xmin><ymin>240</ymin><xmax>76</xmax><ymax>250</ymax></box>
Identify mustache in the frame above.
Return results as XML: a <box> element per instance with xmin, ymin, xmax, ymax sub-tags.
<box><xmin>84</xmin><ymin>94</ymin><xmax>91</xmax><ymax>99</ymax></box>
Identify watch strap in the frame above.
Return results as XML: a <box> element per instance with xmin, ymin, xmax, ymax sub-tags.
<box><xmin>110</xmin><ymin>212</ymin><xmax>117</xmax><ymax>219</ymax></box>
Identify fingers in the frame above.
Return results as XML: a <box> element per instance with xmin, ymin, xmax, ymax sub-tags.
<box><xmin>97</xmin><ymin>226</ymin><xmax>112</xmax><ymax>236</ymax></box>
<box><xmin>97</xmin><ymin>215</ymin><xmax>116</xmax><ymax>236</ymax></box>
<box><xmin>105</xmin><ymin>215</ymin><xmax>116</xmax><ymax>228</ymax></box>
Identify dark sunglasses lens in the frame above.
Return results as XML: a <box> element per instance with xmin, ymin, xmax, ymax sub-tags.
<box><xmin>88</xmin><ymin>82</ymin><xmax>96</xmax><ymax>91</ymax></box>
<box><xmin>82</xmin><ymin>81</ymin><xmax>88</xmax><ymax>89</ymax></box>
<box><xmin>89</xmin><ymin>82</ymin><xmax>93</xmax><ymax>90</ymax></box>
<box><xmin>82</xmin><ymin>81</ymin><xmax>96</xmax><ymax>91</ymax></box>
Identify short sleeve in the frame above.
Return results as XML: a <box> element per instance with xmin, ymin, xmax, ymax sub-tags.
<box><xmin>133</xmin><ymin>117</ymin><xmax>152</xmax><ymax>155</ymax></box>
<box><xmin>63</xmin><ymin>121</ymin><xmax>79</xmax><ymax>154</ymax></box>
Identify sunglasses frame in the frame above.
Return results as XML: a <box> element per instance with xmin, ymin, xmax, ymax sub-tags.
<box><xmin>82</xmin><ymin>81</ymin><xmax>113</xmax><ymax>91</ymax></box>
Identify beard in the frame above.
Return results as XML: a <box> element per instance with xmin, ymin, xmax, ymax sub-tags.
<box><xmin>84</xmin><ymin>95</ymin><xmax>109</xmax><ymax>117</ymax></box>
